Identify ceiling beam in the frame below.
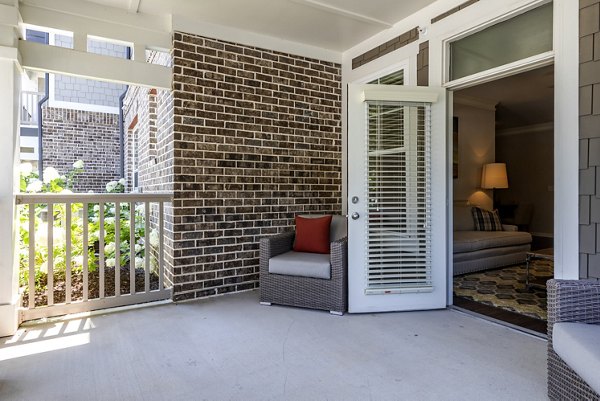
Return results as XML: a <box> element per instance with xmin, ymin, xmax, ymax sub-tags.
<box><xmin>128</xmin><ymin>0</ymin><xmax>140</xmax><ymax>13</ymax></box>
<box><xmin>19</xmin><ymin>40</ymin><xmax>171</xmax><ymax>89</ymax></box>
<box><xmin>289</xmin><ymin>0</ymin><xmax>392</xmax><ymax>28</ymax></box>
<box><xmin>20</xmin><ymin>0</ymin><xmax>171</xmax><ymax>33</ymax></box>
<box><xmin>20</xmin><ymin>4</ymin><xmax>172</xmax><ymax>52</ymax></box>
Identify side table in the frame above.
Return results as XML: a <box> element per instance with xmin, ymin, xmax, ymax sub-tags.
<box><xmin>525</xmin><ymin>248</ymin><xmax>554</xmax><ymax>290</ymax></box>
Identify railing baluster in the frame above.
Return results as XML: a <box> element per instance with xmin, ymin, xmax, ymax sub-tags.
<box><xmin>47</xmin><ymin>203</ymin><xmax>54</xmax><ymax>306</ymax></box>
<box><xmin>130</xmin><ymin>202</ymin><xmax>135</xmax><ymax>295</ymax></box>
<box><xmin>16</xmin><ymin>194</ymin><xmax>172</xmax><ymax>320</ymax></box>
<box><xmin>115</xmin><ymin>201</ymin><xmax>120</xmax><ymax>297</ymax></box>
<box><xmin>144</xmin><ymin>201</ymin><xmax>150</xmax><ymax>293</ymax></box>
<box><xmin>99</xmin><ymin>203</ymin><xmax>105</xmax><ymax>299</ymax></box>
<box><xmin>159</xmin><ymin>201</ymin><xmax>164</xmax><ymax>291</ymax></box>
<box><xmin>28</xmin><ymin>203</ymin><xmax>35</xmax><ymax>308</ymax></box>
<box><xmin>83</xmin><ymin>203</ymin><xmax>88</xmax><ymax>302</ymax></box>
<box><xmin>65</xmin><ymin>202</ymin><xmax>72</xmax><ymax>304</ymax></box>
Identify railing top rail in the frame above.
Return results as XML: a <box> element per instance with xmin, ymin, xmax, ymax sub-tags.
<box><xmin>16</xmin><ymin>193</ymin><xmax>174</xmax><ymax>204</ymax></box>
<box><xmin>21</xmin><ymin>91</ymin><xmax>45</xmax><ymax>97</ymax></box>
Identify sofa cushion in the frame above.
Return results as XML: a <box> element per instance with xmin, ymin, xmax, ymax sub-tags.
<box><xmin>269</xmin><ymin>251</ymin><xmax>331</xmax><ymax>279</ymax></box>
<box><xmin>453</xmin><ymin>244</ymin><xmax>530</xmax><ymax>262</ymax></box>
<box><xmin>472</xmin><ymin>207</ymin><xmax>503</xmax><ymax>231</ymax></box>
<box><xmin>298</xmin><ymin>214</ymin><xmax>347</xmax><ymax>242</ymax></box>
<box><xmin>454</xmin><ymin>205</ymin><xmax>475</xmax><ymax>231</ymax></box>
<box><xmin>553</xmin><ymin>322</ymin><xmax>600</xmax><ymax>394</ymax></box>
<box><xmin>453</xmin><ymin>231</ymin><xmax>532</xmax><ymax>253</ymax></box>
<box><xmin>294</xmin><ymin>215</ymin><xmax>331</xmax><ymax>254</ymax></box>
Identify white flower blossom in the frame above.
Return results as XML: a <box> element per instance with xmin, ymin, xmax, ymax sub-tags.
<box><xmin>104</xmin><ymin>242</ymin><xmax>116</xmax><ymax>254</ymax></box>
<box><xmin>105</xmin><ymin>258</ymin><xmax>116</xmax><ymax>268</ymax></box>
<box><xmin>118</xmin><ymin>178</ymin><xmax>126</xmax><ymax>185</ymax></box>
<box><xmin>60</xmin><ymin>189</ymin><xmax>73</xmax><ymax>194</ymax></box>
<box><xmin>72</xmin><ymin>160</ymin><xmax>84</xmax><ymax>169</ymax></box>
<box><xmin>149</xmin><ymin>230</ymin><xmax>160</xmax><ymax>248</ymax></box>
<box><xmin>104</xmin><ymin>217</ymin><xmax>115</xmax><ymax>226</ymax></box>
<box><xmin>43</xmin><ymin>167</ymin><xmax>60</xmax><ymax>184</ymax></box>
<box><xmin>106</xmin><ymin>181</ymin><xmax>117</xmax><ymax>192</ymax></box>
<box><xmin>26</xmin><ymin>180</ymin><xmax>43</xmax><ymax>193</ymax></box>
<box><xmin>93</xmin><ymin>205</ymin><xmax>100</xmax><ymax>212</ymax></box>
<box><xmin>135</xmin><ymin>244</ymin><xmax>143</xmax><ymax>253</ymax></box>
<box><xmin>73</xmin><ymin>255</ymin><xmax>84</xmax><ymax>266</ymax></box>
<box><xmin>19</xmin><ymin>163</ymin><xmax>33</xmax><ymax>176</ymax></box>
<box><xmin>53</xmin><ymin>227</ymin><xmax>65</xmax><ymax>246</ymax></box>
<box><xmin>135</xmin><ymin>257</ymin><xmax>144</xmax><ymax>269</ymax></box>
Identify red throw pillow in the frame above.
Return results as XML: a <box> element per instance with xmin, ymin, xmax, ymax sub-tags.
<box><xmin>293</xmin><ymin>215</ymin><xmax>332</xmax><ymax>254</ymax></box>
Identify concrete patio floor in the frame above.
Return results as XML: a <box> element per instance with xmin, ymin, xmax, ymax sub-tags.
<box><xmin>0</xmin><ymin>291</ymin><xmax>547</xmax><ymax>401</ymax></box>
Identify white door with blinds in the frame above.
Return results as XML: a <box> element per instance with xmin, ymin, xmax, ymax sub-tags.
<box><xmin>347</xmin><ymin>84</ymin><xmax>447</xmax><ymax>313</ymax></box>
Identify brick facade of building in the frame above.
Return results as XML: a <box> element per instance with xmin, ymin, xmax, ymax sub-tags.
<box><xmin>123</xmin><ymin>33</ymin><xmax>343</xmax><ymax>301</ymax></box>
<box><xmin>41</xmin><ymin>106</ymin><xmax>121</xmax><ymax>192</ymax></box>
<box><xmin>167</xmin><ymin>33</ymin><xmax>342</xmax><ymax>300</ymax></box>
<box><xmin>123</xmin><ymin>50</ymin><xmax>176</xmax><ymax>287</ymax></box>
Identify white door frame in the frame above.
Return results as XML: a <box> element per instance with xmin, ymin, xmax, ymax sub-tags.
<box><xmin>439</xmin><ymin>0</ymin><xmax>579</xmax><ymax>304</ymax></box>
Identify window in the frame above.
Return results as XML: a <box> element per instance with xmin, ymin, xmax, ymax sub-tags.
<box><xmin>368</xmin><ymin>69</ymin><xmax>405</xmax><ymax>85</ymax></box>
<box><xmin>449</xmin><ymin>3</ymin><xmax>553</xmax><ymax>81</ymax></box>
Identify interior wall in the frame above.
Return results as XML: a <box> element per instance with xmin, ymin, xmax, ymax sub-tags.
<box><xmin>496</xmin><ymin>128</ymin><xmax>554</xmax><ymax>236</ymax></box>
<box><xmin>452</xmin><ymin>102</ymin><xmax>495</xmax><ymax>210</ymax></box>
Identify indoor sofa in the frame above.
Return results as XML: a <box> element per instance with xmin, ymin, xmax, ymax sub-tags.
<box><xmin>453</xmin><ymin>205</ymin><xmax>532</xmax><ymax>276</ymax></box>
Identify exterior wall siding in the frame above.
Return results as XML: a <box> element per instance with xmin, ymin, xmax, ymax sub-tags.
<box><xmin>41</xmin><ymin>106</ymin><xmax>120</xmax><ymax>193</ymax></box>
<box><xmin>169</xmin><ymin>32</ymin><xmax>343</xmax><ymax>301</ymax></box>
<box><xmin>53</xmin><ymin>34</ymin><xmax>127</xmax><ymax>108</ymax></box>
<box><xmin>580</xmin><ymin>0</ymin><xmax>600</xmax><ymax>278</ymax></box>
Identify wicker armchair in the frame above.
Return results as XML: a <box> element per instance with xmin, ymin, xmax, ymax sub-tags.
<box><xmin>259</xmin><ymin>217</ymin><xmax>348</xmax><ymax>315</ymax></box>
<box><xmin>547</xmin><ymin>279</ymin><xmax>600</xmax><ymax>400</ymax></box>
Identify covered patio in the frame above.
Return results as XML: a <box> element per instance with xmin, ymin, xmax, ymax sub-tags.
<box><xmin>0</xmin><ymin>291</ymin><xmax>546</xmax><ymax>400</ymax></box>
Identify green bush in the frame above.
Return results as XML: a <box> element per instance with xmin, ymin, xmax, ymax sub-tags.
<box><xmin>19</xmin><ymin>161</ymin><xmax>158</xmax><ymax>293</ymax></box>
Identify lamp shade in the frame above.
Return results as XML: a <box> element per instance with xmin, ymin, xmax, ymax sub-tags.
<box><xmin>481</xmin><ymin>163</ymin><xmax>508</xmax><ymax>189</ymax></box>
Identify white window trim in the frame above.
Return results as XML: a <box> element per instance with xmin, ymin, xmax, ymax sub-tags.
<box><xmin>439</xmin><ymin>0</ymin><xmax>578</xmax><ymax>283</ymax></box>
<box><xmin>356</xmin><ymin>59</ymin><xmax>411</xmax><ymax>86</ymax></box>
<box><xmin>442</xmin><ymin>0</ymin><xmax>553</xmax><ymax>87</ymax></box>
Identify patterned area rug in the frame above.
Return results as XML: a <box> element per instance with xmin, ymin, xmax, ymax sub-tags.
<box><xmin>453</xmin><ymin>260</ymin><xmax>553</xmax><ymax>321</ymax></box>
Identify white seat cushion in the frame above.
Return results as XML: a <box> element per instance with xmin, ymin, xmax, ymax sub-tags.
<box><xmin>553</xmin><ymin>322</ymin><xmax>600</xmax><ymax>394</ymax></box>
<box><xmin>269</xmin><ymin>251</ymin><xmax>331</xmax><ymax>279</ymax></box>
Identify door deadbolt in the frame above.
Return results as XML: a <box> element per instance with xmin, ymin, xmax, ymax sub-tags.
<box><xmin>351</xmin><ymin>196</ymin><xmax>359</xmax><ymax>204</ymax></box>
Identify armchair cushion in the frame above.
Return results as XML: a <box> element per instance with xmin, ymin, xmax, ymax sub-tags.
<box><xmin>553</xmin><ymin>322</ymin><xmax>600</xmax><ymax>394</ymax></box>
<box><xmin>268</xmin><ymin>251</ymin><xmax>331</xmax><ymax>279</ymax></box>
<box><xmin>293</xmin><ymin>215</ymin><xmax>331</xmax><ymax>254</ymax></box>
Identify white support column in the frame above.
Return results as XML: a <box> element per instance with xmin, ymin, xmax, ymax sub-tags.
<box><xmin>0</xmin><ymin>0</ymin><xmax>21</xmax><ymax>337</ymax></box>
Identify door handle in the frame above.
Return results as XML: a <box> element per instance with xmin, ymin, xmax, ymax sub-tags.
<box><xmin>351</xmin><ymin>212</ymin><xmax>360</xmax><ymax>220</ymax></box>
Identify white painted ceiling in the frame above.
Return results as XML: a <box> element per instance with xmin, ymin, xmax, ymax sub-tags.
<box><xmin>82</xmin><ymin>0</ymin><xmax>437</xmax><ymax>51</ymax></box>
<box><xmin>457</xmin><ymin>65</ymin><xmax>554</xmax><ymax>131</ymax></box>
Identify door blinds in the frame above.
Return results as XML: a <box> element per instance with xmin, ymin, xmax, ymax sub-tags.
<box><xmin>364</xmin><ymin>101</ymin><xmax>432</xmax><ymax>294</ymax></box>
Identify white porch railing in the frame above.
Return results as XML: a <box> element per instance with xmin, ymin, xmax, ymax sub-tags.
<box><xmin>16</xmin><ymin>193</ymin><xmax>172</xmax><ymax>321</ymax></box>
<box><xmin>21</xmin><ymin>91</ymin><xmax>44</xmax><ymax>126</ymax></box>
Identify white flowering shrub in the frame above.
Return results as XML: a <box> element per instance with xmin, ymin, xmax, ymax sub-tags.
<box><xmin>18</xmin><ymin>161</ymin><xmax>159</xmax><ymax>296</ymax></box>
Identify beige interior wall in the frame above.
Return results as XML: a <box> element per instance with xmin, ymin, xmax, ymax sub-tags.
<box><xmin>452</xmin><ymin>102</ymin><xmax>496</xmax><ymax>210</ymax></box>
<box><xmin>496</xmin><ymin>128</ymin><xmax>554</xmax><ymax>236</ymax></box>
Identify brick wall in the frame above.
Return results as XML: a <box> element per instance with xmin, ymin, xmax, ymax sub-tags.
<box><xmin>42</xmin><ymin>106</ymin><xmax>121</xmax><ymax>192</ymax></box>
<box><xmin>580</xmin><ymin>0</ymin><xmax>600</xmax><ymax>278</ymax></box>
<box><xmin>169</xmin><ymin>32</ymin><xmax>342</xmax><ymax>301</ymax></box>
<box><xmin>123</xmin><ymin>50</ymin><xmax>176</xmax><ymax>287</ymax></box>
